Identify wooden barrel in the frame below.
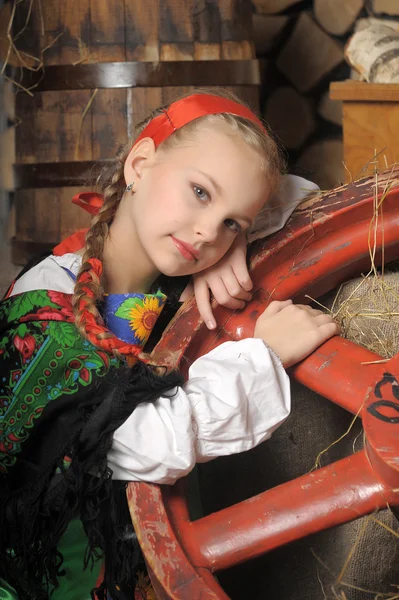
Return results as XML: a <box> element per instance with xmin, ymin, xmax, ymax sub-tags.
<box><xmin>9</xmin><ymin>0</ymin><xmax>261</xmax><ymax>264</ymax></box>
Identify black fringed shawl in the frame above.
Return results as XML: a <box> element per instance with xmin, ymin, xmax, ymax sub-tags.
<box><xmin>0</xmin><ymin>256</ymin><xmax>187</xmax><ymax>599</ymax></box>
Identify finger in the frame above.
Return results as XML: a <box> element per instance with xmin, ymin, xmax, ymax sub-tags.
<box><xmin>210</xmin><ymin>276</ymin><xmax>247</xmax><ymax>309</ymax></box>
<box><xmin>262</xmin><ymin>299</ymin><xmax>293</xmax><ymax>317</ymax></box>
<box><xmin>318</xmin><ymin>321</ymin><xmax>341</xmax><ymax>341</ymax></box>
<box><xmin>314</xmin><ymin>313</ymin><xmax>336</xmax><ymax>326</ymax></box>
<box><xmin>294</xmin><ymin>304</ymin><xmax>324</xmax><ymax>316</ymax></box>
<box><xmin>193</xmin><ymin>279</ymin><xmax>216</xmax><ymax>330</ymax></box>
<box><xmin>231</xmin><ymin>261</ymin><xmax>253</xmax><ymax>292</ymax></box>
<box><xmin>222</xmin><ymin>267</ymin><xmax>252</xmax><ymax>301</ymax></box>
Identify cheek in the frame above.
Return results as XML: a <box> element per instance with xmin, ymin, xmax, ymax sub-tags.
<box><xmin>155</xmin><ymin>189</ymin><xmax>193</xmax><ymax>225</ymax></box>
<box><xmin>197</xmin><ymin>237</ymin><xmax>234</xmax><ymax>272</ymax></box>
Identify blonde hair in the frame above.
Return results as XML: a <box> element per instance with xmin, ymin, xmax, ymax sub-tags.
<box><xmin>72</xmin><ymin>89</ymin><xmax>285</xmax><ymax>356</ymax></box>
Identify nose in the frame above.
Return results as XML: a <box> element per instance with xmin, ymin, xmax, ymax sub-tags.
<box><xmin>195</xmin><ymin>218</ymin><xmax>221</xmax><ymax>244</ymax></box>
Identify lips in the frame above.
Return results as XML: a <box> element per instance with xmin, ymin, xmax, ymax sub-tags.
<box><xmin>171</xmin><ymin>236</ymin><xmax>200</xmax><ymax>261</ymax></box>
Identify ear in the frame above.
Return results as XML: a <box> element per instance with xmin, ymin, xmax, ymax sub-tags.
<box><xmin>123</xmin><ymin>137</ymin><xmax>156</xmax><ymax>186</ymax></box>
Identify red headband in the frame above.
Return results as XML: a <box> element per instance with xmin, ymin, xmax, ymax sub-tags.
<box><xmin>134</xmin><ymin>93</ymin><xmax>267</xmax><ymax>147</ymax></box>
<box><xmin>54</xmin><ymin>93</ymin><xmax>265</xmax><ymax>256</ymax></box>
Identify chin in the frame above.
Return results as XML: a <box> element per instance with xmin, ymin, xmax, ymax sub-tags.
<box><xmin>154</xmin><ymin>254</ymin><xmax>198</xmax><ymax>277</ymax></box>
<box><xmin>158</xmin><ymin>264</ymin><xmax>195</xmax><ymax>278</ymax></box>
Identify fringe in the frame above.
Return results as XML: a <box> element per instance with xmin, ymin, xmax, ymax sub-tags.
<box><xmin>0</xmin><ymin>361</ymin><xmax>183</xmax><ymax>599</ymax></box>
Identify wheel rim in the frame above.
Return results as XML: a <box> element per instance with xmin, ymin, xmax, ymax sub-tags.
<box><xmin>127</xmin><ymin>170</ymin><xmax>399</xmax><ymax>599</ymax></box>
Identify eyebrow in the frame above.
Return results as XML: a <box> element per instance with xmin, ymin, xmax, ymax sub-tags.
<box><xmin>197</xmin><ymin>170</ymin><xmax>223</xmax><ymax>196</ymax></box>
<box><xmin>196</xmin><ymin>170</ymin><xmax>253</xmax><ymax>226</ymax></box>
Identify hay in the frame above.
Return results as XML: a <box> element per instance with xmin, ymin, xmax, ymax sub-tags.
<box><xmin>1</xmin><ymin>0</ymin><xmax>69</xmax><ymax>96</ymax></box>
<box><xmin>327</xmin><ymin>272</ymin><xmax>399</xmax><ymax>359</ymax></box>
<box><xmin>311</xmin><ymin>404</ymin><xmax>364</xmax><ymax>471</ymax></box>
<box><xmin>308</xmin><ymin>165</ymin><xmax>399</xmax><ymax>599</ymax></box>
<box><xmin>309</xmin><ymin>165</ymin><xmax>399</xmax><ymax>360</ymax></box>
<box><xmin>312</xmin><ymin>511</ymin><xmax>399</xmax><ymax>599</ymax></box>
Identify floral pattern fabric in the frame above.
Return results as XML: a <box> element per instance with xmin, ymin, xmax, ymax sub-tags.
<box><xmin>103</xmin><ymin>291</ymin><xmax>166</xmax><ymax>346</ymax></box>
<box><xmin>0</xmin><ymin>289</ymin><xmax>120</xmax><ymax>474</ymax></box>
<box><xmin>0</xmin><ymin>286</ymin><xmax>170</xmax><ymax>599</ymax></box>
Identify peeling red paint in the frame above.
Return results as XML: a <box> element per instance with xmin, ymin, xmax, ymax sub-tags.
<box><xmin>128</xmin><ymin>168</ymin><xmax>399</xmax><ymax>599</ymax></box>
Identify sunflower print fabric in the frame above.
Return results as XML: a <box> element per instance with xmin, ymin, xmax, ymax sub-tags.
<box><xmin>102</xmin><ymin>292</ymin><xmax>166</xmax><ymax>346</ymax></box>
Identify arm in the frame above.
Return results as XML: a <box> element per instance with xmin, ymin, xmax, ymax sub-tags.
<box><xmin>107</xmin><ymin>300</ymin><xmax>339</xmax><ymax>484</ymax></box>
<box><xmin>107</xmin><ymin>338</ymin><xmax>290</xmax><ymax>484</ymax></box>
<box><xmin>192</xmin><ymin>232</ymin><xmax>252</xmax><ymax>330</ymax></box>
<box><xmin>192</xmin><ymin>174</ymin><xmax>321</xmax><ymax>329</ymax></box>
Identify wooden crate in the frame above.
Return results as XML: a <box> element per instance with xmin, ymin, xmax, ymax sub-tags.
<box><xmin>330</xmin><ymin>81</ymin><xmax>399</xmax><ymax>181</ymax></box>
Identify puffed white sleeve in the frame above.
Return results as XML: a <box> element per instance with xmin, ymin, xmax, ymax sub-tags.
<box><xmin>107</xmin><ymin>338</ymin><xmax>290</xmax><ymax>485</ymax></box>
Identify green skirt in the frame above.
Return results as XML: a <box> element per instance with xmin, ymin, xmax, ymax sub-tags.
<box><xmin>0</xmin><ymin>519</ymin><xmax>102</xmax><ymax>600</ymax></box>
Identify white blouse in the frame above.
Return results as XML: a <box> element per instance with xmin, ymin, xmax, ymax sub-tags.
<box><xmin>10</xmin><ymin>254</ymin><xmax>291</xmax><ymax>484</ymax></box>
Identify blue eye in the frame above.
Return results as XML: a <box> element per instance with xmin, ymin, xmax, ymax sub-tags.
<box><xmin>193</xmin><ymin>185</ymin><xmax>209</xmax><ymax>201</ymax></box>
<box><xmin>224</xmin><ymin>219</ymin><xmax>241</xmax><ymax>233</ymax></box>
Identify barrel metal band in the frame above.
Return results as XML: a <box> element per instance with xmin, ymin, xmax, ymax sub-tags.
<box><xmin>17</xmin><ymin>60</ymin><xmax>261</xmax><ymax>91</ymax></box>
<box><xmin>14</xmin><ymin>161</ymin><xmax>110</xmax><ymax>189</ymax></box>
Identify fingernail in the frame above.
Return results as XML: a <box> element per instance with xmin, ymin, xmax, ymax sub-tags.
<box><xmin>207</xmin><ymin>320</ymin><xmax>216</xmax><ymax>330</ymax></box>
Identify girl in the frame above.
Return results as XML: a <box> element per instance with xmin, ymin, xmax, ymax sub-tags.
<box><xmin>0</xmin><ymin>90</ymin><xmax>339</xmax><ymax>599</ymax></box>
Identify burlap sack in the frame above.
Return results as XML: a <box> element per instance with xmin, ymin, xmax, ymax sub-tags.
<box><xmin>197</xmin><ymin>272</ymin><xmax>399</xmax><ymax>600</ymax></box>
<box><xmin>324</xmin><ymin>271</ymin><xmax>399</xmax><ymax>359</ymax></box>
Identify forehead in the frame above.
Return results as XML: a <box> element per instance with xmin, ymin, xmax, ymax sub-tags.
<box><xmin>160</xmin><ymin>126</ymin><xmax>268</xmax><ymax>211</ymax></box>
<box><xmin>165</xmin><ymin>125</ymin><xmax>260</xmax><ymax>166</ymax></box>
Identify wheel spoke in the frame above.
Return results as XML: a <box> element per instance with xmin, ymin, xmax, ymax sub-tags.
<box><xmin>182</xmin><ymin>450</ymin><xmax>397</xmax><ymax>572</ymax></box>
<box><xmin>292</xmin><ymin>337</ymin><xmax>383</xmax><ymax>414</ymax></box>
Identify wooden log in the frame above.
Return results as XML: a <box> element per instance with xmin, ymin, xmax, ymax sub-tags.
<box><xmin>253</xmin><ymin>14</ymin><xmax>289</xmax><ymax>56</ymax></box>
<box><xmin>318</xmin><ymin>91</ymin><xmax>343</xmax><ymax>126</ymax></box>
<box><xmin>371</xmin><ymin>0</ymin><xmax>399</xmax><ymax>16</ymax></box>
<box><xmin>345</xmin><ymin>25</ymin><xmax>399</xmax><ymax>83</ymax></box>
<box><xmin>314</xmin><ymin>0</ymin><xmax>364</xmax><ymax>36</ymax></box>
<box><xmin>295</xmin><ymin>139</ymin><xmax>344</xmax><ymax>190</ymax></box>
<box><xmin>277</xmin><ymin>13</ymin><xmax>344</xmax><ymax>93</ymax></box>
<box><xmin>265</xmin><ymin>86</ymin><xmax>315</xmax><ymax>149</ymax></box>
<box><xmin>252</xmin><ymin>0</ymin><xmax>303</xmax><ymax>16</ymax></box>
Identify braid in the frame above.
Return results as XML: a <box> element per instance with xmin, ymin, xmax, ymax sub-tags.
<box><xmin>72</xmin><ymin>146</ymin><xmax>129</xmax><ymax>357</ymax></box>
<box><xmin>71</xmin><ymin>103</ymin><xmax>169</xmax><ymax>356</ymax></box>
<box><xmin>70</xmin><ymin>88</ymin><xmax>283</xmax><ymax>362</ymax></box>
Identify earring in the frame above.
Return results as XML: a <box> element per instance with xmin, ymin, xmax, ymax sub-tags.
<box><xmin>126</xmin><ymin>182</ymin><xmax>134</xmax><ymax>192</ymax></box>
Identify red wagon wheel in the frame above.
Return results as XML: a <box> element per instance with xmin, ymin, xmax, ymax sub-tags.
<box><xmin>127</xmin><ymin>169</ymin><xmax>399</xmax><ymax>599</ymax></box>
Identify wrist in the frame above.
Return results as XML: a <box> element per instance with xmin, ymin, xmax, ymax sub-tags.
<box><xmin>260</xmin><ymin>340</ymin><xmax>286</xmax><ymax>369</ymax></box>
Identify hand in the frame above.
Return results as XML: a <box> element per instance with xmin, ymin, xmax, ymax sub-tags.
<box><xmin>193</xmin><ymin>232</ymin><xmax>252</xmax><ymax>330</ymax></box>
<box><xmin>254</xmin><ymin>299</ymin><xmax>340</xmax><ymax>368</ymax></box>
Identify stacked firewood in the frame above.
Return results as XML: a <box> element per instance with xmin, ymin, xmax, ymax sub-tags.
<box><xmin>253</xmin><ymin>0</ymin><xmax>399</xmax><ymax>189</ymax></box>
